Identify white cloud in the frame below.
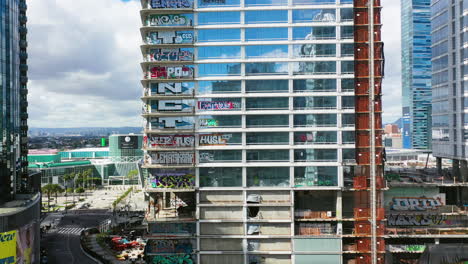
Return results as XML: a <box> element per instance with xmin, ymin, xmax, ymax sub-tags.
<box><xmin>27</xmin><ymin>0</ymin><xmax>141</xmax><ymax>128</ymax></box>
<box><xmin>382</xmin><ymin>0</ymin><xmax>402</xmax><ymax>123</ymax></box>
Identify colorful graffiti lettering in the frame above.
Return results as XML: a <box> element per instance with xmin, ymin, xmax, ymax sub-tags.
<box><xmin>199</xmin><ymin>134</ymin><xmax>232</xmax><ymax>145</ymax></box>
<box><xmin>149</xmin><ymin>66</ymin><xmax>193</xmax><ymax>79</ymax></box>
<box><xmin>152</xmin><ymin>152</ymin><xmax>194</xmax><ymax>164</ymax></box>
<box><xmin>388</xmin><ymin>244</ymin><xmax>426</xmax><ymax>252</ymax></box>
<box><xmin>198</xmin><ymin>101</ymin><xmax>241</xmax><ymax>110</ymax></box>
<box><xmin>387</xmin><ymin>214</ymin><xmax>449</xmax><ymax>226</ymax></box>
<box><xmin>151</xmin><ymin>175</ymin><xmax>195</xmax><ymax>189</ymax></box>
<box><xmin>151</xmin><ymin>0</ymin><xmax>193</xmax><ymax>8</ymax></box>
<box><xmin>147</xmin><ymin>240</ymin><xmax>193</xmax><ymax>254</ymax></box>
<box><xmin>152</xmin><ymin>254</ymin><xmax>194</xmax><ymax>264</ymax></box>
<box><xmin>150</xmin><ymin>48</ymin><xmax>193</xmax><ymax>62</ymax></box>
<box><xmin>199</xmin><ymin>119</ymin><xmax>219</xmax><ymax>127</ymax></box>
<box><xmin>390</xmin><ymin>196</ymin><xmax>444</xmax><ymax>211</ymax></box>
<box><xmin>149</xmin><ymin>135</ymin><xmax>195</xmax><ymax>148</ymax></box>
<box><xmin>147</xmin><ymin>14</ymin><xmax>191</xmax><ymax>26</ymax></box>
<box><xmin>147</xmin><ymin>31</ymin><xmax>193</xmax><ymax>45</ymax></box>
<box><xmin>150</xmin><ymin>117</ymin><xmax>194</xmax><ymax>129</ymax></box>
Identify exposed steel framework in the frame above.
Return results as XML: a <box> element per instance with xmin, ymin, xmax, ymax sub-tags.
<box><xmin>353</xmin><ymin>0</ymin><xmax>385</xmax><ymax>263</ymax></box>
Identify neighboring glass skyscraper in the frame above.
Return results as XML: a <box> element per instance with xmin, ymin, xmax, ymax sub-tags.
<box><xmin>431</xmin><ymin>0</ymin><xmax>468</xmax><ymax>179</ymax></box>
<box><xmin>401</xmin><ymin>0</ymin><xmax>432</xmax><ymax>150</ymax></box>
<box><xmin>140</xmin><ymin>0</ymin><xmax>385</xmax><ymax>263</ymax></box>
<box><xmin>0</xmin><ymin>1</ymin><xmax>41</xmax><ymax>263</ymax></box>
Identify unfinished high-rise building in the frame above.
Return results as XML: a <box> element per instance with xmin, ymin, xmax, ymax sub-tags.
<box><xmin>139</xmin><ymin>0</ymin><xmax>385</xmax><ymax>263</ymax></box>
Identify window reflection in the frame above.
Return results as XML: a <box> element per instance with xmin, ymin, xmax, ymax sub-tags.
<box><xmin>294</xmin><ymin>131</ymin><xmax>337</xmax><ymax>144</ymax></box>
<box><xmin>247</xmin><ymin>132</ymin><xmax>289</xmax><ymax>145</ymax></box>
<box><xmin>198</xmin><ymin>98</ymin><xmax>242</xmax><ymax>111</ymax></box>
<box><xmin>200</xmin><ymin>167</ymin><xmax>242</xmax><ymax>187</ymax></box>
<box><xmin>246</xmin><ymin>28</ymin><xmax>288</xmax><ymax>41</ymax></box>
<box><xmin>198</xmin><ymin>46</ymin><xmax>241</xmax><ymax>59</ymax></box>
<box><xmin>342</xmin><ymin>131</ymin><xmax>355</xmax><ymax>144</ymax></box>
<box><xmin>293</xmin><ymin>9</ymin><xmax>336</xmax><ymax>23</ymax></box>
<box><xmin>293</xmin><ymin>0</ymin><xmax>337</xmax><ymax>5</ymax></box>
<box><xmin>198</xmin><ymin>115</ymin><xmax>242</xmax><ymax>128</ymax></box>
<box><xmin>293</xmin><ymin>27</ymin><xmax>336</xmax><ymax>40</ymax></box>
<box><xmin>293</xmin><ymin>62</ymin><xmax>337</xmax><ymax>75</ymax></box>
<box><xmin>246</xmin><ymin>45</ymin><xmax>288</xmax><ymax>58</ymax></box>
<box><xmin>247</xmin><ymin>167</ymin><xmax>290</xmax><ymax>187</ymax></box>
<box><xmin>198</xmin><ymin>12</ymin><xmax>240</xmax><ymax>25</ymax></box>
<box><xmin>294</xmin><ymin>149</ymin><xmax>337</xmax><ymax>162</ymax></box>
<box><xmin>340</xmin><ymin>26</ymin><xmax>354</xmax><ymax>39</ymax></box>
<box><xmin>294</xmin><ymin>167</ymin><xmax>338</xmax><ymax>187</ymax></box>
<box><xmin>246</xmin><ymin>97</ymin><xmax>289</xmax><ymax>110</ymax></box>
<box><xmin>342</xmin><ymin>114</ymin><xmax>355</xmax><ymax>127</ymax></box>
<box><xmin>245</xmin><ymin>10</ymin><xmax>288</xmax><ymax>24</ymax></box>
<box><xmin>340</xmin><ymin>8</ymin><xmax>353</xmax><ymax>21</ymax></box>
<box><xmin>293</xmin><ymin>114</ymin><xmax>337</xmax><ymax>127</ymax></box>
<box><xmin>247</xmin><ymin>150</ymin><xmax>290</xmax><ymax>161</ymax></box>
<box><xmin>197</xmin><ymin>0</ymin><xmax>240</xmax><ymax>8</ymax></box>
<box><xmin>293</xmin><ymin>79</ymin><xmax>337</xmax><ymax>92</ymax></box>
<box><xmin>198</xmin><ymin>150</ymin><xmax>241</xmax><ymax>163</ymax></box>
<box><xmin>246</xmin><ymin>80</ymin><xmax>289</xmax><ymax>93</ymax></box>
<box><xmin>293</xmin><ymin>44</ymin><xmax>336</xmax><ymax>58</ymax></box>
<box><xmin>245</xmin><ymin>0</ymin><xmax>288</xmax><ymax>6</ymax></box>
<box><xmin>341</xmin><ymin>61</ymin><xmax>354</xmax><ymax>74</ymax></box>
<box><xmin>245</xmin><ymin>62</ymin><xmax>289</xmax><ymax>75</ymax></box>
<box><xmin>246</xmin><ymin>115</ymin><xmax>289</xmax><ymax>127</ymax></box>
<box><xmin>198</xmin><ymin>63</ymin><xmax>241</xmax><ymax>77</ymax></box>
<box><xmin>341</xmin><ymin>44</ymin><xmax>354</xmax><ymax>56</ymax></box>
<box><xmin>293</xmin><ymin>96</ymin><xmax>337</xmax><ymax>109</ymax></box>
<box><xmin>198</xmin><ymin>81</ymin><xmax>241</xmax><ymax>94</ymax></box>
<box><xmin>198</xmin><ymin>29</ymin><xmax>240</xmax><ymax>42</ymax></box>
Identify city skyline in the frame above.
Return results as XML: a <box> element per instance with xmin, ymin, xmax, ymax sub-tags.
<box><xmin>26</xmin><ymin>0</ymin><xmax>401</xmax><ymax>128</ymax></box>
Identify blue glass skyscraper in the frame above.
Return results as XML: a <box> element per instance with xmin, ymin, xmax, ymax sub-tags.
<box><xmin>401</xmin><ymin>0</ymin><xmax>432</xmax><ymax>150</ymax></box>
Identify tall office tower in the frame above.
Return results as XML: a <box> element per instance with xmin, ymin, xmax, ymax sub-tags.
<box><xmin>140</xmin><ymin>0</ymin><xmax>385</xmax><ymax>263</ymax></box>
<box><xmin>0</xmin><ymin>0</ymin><xmax>41</xmax><ymax>262</ymax></box>
<box><xmin>401</xmin><ymin>0</ymin><xmax>432</xmax><ymax>150</ymax></box>
<box><xmin>431</xmin><ymin>0</ymin><xmax>468</xmax><ymax>179</ymax></box>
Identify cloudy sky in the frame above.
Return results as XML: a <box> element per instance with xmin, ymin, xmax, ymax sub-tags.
<box><xmin>27</xmin><ymin>0</ymin><xmax>402</xmax><ymax>128</ymax></box>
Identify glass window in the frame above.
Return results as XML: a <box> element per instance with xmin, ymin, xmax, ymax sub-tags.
<box><xmin>247</xmin><ymin>150</ymin><xmax>289</xmax><ymax>161</ymax></box>
<box><xmin>198</xmin><ymin>46</ymin><xmax>241</xmax><ymax>59</ymax></box>
<box><xmin>293</xmin><ymin>79</ymin><xmax>336</xmax><ymax>92</ymax></box>
<box><xmin>245</xmin><ymin>0</ymin><xmax>288</xmax><ymax>6</ymax></box>
<box><xmin>246</xmin><ymin>115</ymin><xmax>289</xmax><ymax>127</ymax></box>
<box><xmin>294</xmin><ymin>149</ymin><xmax>337</xmax><ymax>162</ymax></box>
<box><xmin>293</xmin><ymin>44</ymin><xmax>336</xmax><ymax>58</ymax></box>
<box><xmin>293</xmin><ymin>0</ymin><xmax>337</xmax><ymax>5</ymax></box>
<box><xmin>432</xmin><ymin>41</ymin><xmax>448</xmax><ymax>57</ymax></box>
<box><xmin>342</xmin><ymin>131</ymin><xmax>355</xmax><ymax>144</ymax></box>
<box><xmin>199</xmin><ymin>115</ymin><xmax>241</xmax><ymax>128</ymax></box>
<box><xmin>247</xmin><ymin>167</ymin><xmax>290</xmax><ymax>187</ymax></box>
<box><xmin>293</xmin><ymin>97</ymin><xmax>337</xmax><ymax>109</ymax></box>
<box><xmin>432</xmin><ymin>115</ymin><xmax>449</xmax><ymax>127</ymax></box>
<box><xmin>200</xmin><ymin>167</ymin><xmax>242</xmax><ymax>187</ymax></box>
<box><xmin>341</xmin><ymin>44</ymin><xmax>354</xmax><ymax>56</ymax></box>
<box><xmin>293</xmin><ymin>27</ymin><xmax>336</xmax><ymax>40</ymax></box>
<box><xmin>293</xmin><ymin>62</ymin><xmax>337</xmax><ymax>75</ymax></box>
<box><xmin>342</xmin><ymin>114</ymin><xmax>355</xmax><ymax>127</ymax></box>
<box><xmin>198</xmin><ymin>29</ymin><xmax>240</xmax><ymax>42</ymax></box>
<box><xmin>198</xmin><ymin>12</ymin><xmax>240</xmax><ymax>25</ymax></box>
<box><xmin>340</xmin><ymin>26</ymin><xmax>354</xmax><ymax>39</ymax></box>
<box><xmin>341</xmin><ymin>61</ymin><xmax>354</xmax><ymax>74</ymax></box>
<box><xmin>340</xmin><ymin>8</ymin><xmax>353</xmax><ymax>21</ymax></box>
<box><xmin>198</xmin><ymin>63</ymin><xmax>241</xmax><ymax>77</ymax></box>
<box><xmin>246</xmin><ymin>97</ymin><xmax>289</xmax><ymax>110</ymax></box>
<box><xmin>432</xmin><ymin>56</ymin><xmax>448</xmax><ymax>72</ymax></box>
<box><xmin>245</xmin><ymin>10</ymin><xmax>288</xmax><ymax>24</ymax></box>
<box><xmin>198</xmin><ymin>98</ymin><xmax>242</xmax><ymax>111</ymax></box>
<box><xmin>246</xmin><ymin>45</ymin><xmax>288</xmax><ymax>58</ymax></box>
<box><xmin>341</xmin><ymin>96</ymin><xmax>355</xmax><ymax>109</ymax></box>
<box><xmin>246</xmin><ymin>28</ymin><xmax>288</xmax><ymax>41</ymax></box>
<box><xmin>198</xmin><ymin>80</ymin><xmax>241</xmax><ymax>94</ymax></box>
<box><xmin>294</xmin><ymin>114</ymin><xmax>337</xmax><ymax>127</ymax></box>
<box><xmin>293</xmin><ymin>9</ymin><xmax>336</xmax><ymax>23</ymax></box>
<box><xmin>294</xmin><ymin>131</ymin><xmax>337</xmax><ymax>144</ymax></box>
<box><xmin>199</xmin><ymin>150</ymin><xmax>242</xmax><ymax>163</ymax></box>
<box><xmin>246</xmin><ymin>80</ymin><xmax>289</xmax><ymax>93</ymax></box>
<box><xmin>198</xmin><ymin>0</ymin><xmax>240</xmax><ymax>8</ymax></box>
<box><xmin>294</xmin><ymin>167</ymin><xmax>338</xmax><ymax>187</ymax></box>
<box><xmin>341</xmin><ymin>79</ymin><xmax>354</xmax><ymax>92</ymax></box>
<box><xmin>247</xmin><ymin>132</ymin><xmax>289</xmax><ymax>145</ymax></box>
<box><xmin>199</xmin><ymin>133</ymin><xmax>242</xmax><ymax>146</ymax></box>
<box><xmin>245</xmin><ymin>62</ymin><xmax>289</xmax><ymax>75</ymax></box>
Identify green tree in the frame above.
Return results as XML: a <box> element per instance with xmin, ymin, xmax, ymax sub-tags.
<box><xmin>52</xmin><ymin>184</ymin><xmax>64</xmax><ymax>205</ymax></box>
<box><xmin>63</xmin><ymin>173</ymin><xmax>74</xmax><ymax>203</ymax></box>
<box><xmin>126</xmin><ymin>170</ymin><xmax>139</xmax><ymax>185</ymax></box>
<box><xmin>41</xmin><ymin>184</ymin><xmax>55</xmax><ymax>212</ymax></box>
<box><xmin>75</xmin><ymin>187</ymin><xmax>85</xmax><ymax>199</ymax></box>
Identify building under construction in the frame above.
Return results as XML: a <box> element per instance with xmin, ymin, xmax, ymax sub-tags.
<box><xmin>139</xmin><ymin>0</ymin><xmax>385</xmax><ymax>263</ymax></box>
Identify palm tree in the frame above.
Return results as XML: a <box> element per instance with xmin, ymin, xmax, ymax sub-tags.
<box><xmin>41</xmin><ymin>184</ymin><xmax>55</xmax><ymax>212</ymax></box>
<box><xmin>52</xmin><ymin>184</ymin><xmax>64</xmax><ymax>206</ymax></box>
<box><xmin>63</xmin><ymin>173</ymin><xmax>74</xmax><ymax>203</ymax></box>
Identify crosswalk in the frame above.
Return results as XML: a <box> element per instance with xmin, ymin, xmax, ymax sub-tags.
<box><xmin>53</xmin><ymin>226</ymin><xmax>85</xmax><ymax>236</ymax></box>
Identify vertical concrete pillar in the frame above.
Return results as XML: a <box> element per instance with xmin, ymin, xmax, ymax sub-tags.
<box><xmin>453</xmin><ymin>159</ymin><xmax>460</xmax><ymax>182</ymax></box>
<box><xmin>436</xmin><ymin>157</ymin><xmax>443</xmax><ymax>175</ymax></box>
<box><xmin>460</xmin><ymin>160</ymin><xmax>468</xmax><ymax>182</ymax></box>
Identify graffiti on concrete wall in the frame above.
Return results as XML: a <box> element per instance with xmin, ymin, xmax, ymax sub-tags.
<box><xmin>151</xmin><ymin>82</ymin><xmax>193</xmax><ymax>95</ymax></box>
<box><xmin>387</xmin><ymin>214</ymin><xmax>468</xmax><ymax>227</ymax></box>
<box><xmin>151</xmin><ymin>100</ymin><xmax>193</xmax><ymax>112</ymax></box>
<box><xmin>199</xmin><ymin>119</ymin><xmax>219</xmax><ymax>127</ymax></box>
<box><xmin>389</xmin><ymin>196</ymin><xmax>444</xmax><ymax>211</ymax></box>
<box><xmin>199</xmin><ymin>134</ymin><xmax>233</xmax><ymax>145</ymax></box>
<box><xmin>149</xmin><ymin>48</ymin><xmax>193</xmax><ymax>62</ymax></box>
<box><xmin>152</xmin><ymin>152</ymin><xmax>194</xmax><ymax>164</ymax></box>
<box><xmin>147</xmin><ymin>14</ymin><xmax>192</xmax><ymax>26</ymax></box>
<box><xmin>149</xmin><ymin>66</ymin><xmax>194</xmax><ymax>79</ymax></box>
<box><xmin>198</xmin><ymin>101</ymin><xmax>241</xmax><ymax>110</ymax></box>
<box><xmin>147</xmin><ymin>31</ymin><xmax>193</xmax><ymax>44</ymax></box>
<box><xmin>151</xmin><ymin>254</ymin><xmax>194</xmax><ymax>264</ymax></box>
<box><xmin>147</xmin><ymin>239</ymin><xmax>193</xmax><ymax>254</ymax></box>
<box><xmin>147</xmin><ymin>135</ymin><xmax>195</xmax><ymax>148</ymax></box>
<box><xmin>150</xmin><ymin>0</ymin><xmax>193</xmax><ymax>8</ymax></box>
<box><xmin>151</xmin><ymin>175</ymin><xmax>195</xmax><ymax>188</ymax></box>
<box><xmin>149</xmin><ymin>117</ymin><xmax>194</xmax><ymax>129</ymax></box>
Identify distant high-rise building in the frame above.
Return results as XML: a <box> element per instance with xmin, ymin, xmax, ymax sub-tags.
<box><xmin>0</xmin><ymin>0</ymin><xmax>41</xmax><ymax>262</ymax></box>
<box><xmin>140</xmin><ymin>0</ymin><xmax>385</xmax><ymax>263</ymax></box>
<box><xmin>431</xmin><ymin>0</ymin><xmax>468</xmax><ymax>179</ymax></box>
<box><xmin>401</xmin><ymin>0</ymin><xmax>432</xmax><ymax>150</ymax></box>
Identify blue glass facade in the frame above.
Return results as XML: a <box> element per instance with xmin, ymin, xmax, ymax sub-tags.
<box><xmin>0</xmin><ymin>0</ymin><xmax>28</xmax><ymax>202</ymax></box>
<box><xmin>401</xmin><ymin>0</ymin><xmax>432</xmax><ymax>150</ymax></box>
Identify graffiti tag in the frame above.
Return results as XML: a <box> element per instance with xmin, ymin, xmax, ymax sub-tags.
<box><xmin>387</xmin><ymin>214</ymin><xmax>448</xmax><ymax>226</ymax></box>
<box><xmin>150</xmin><ymin>48</ymin><xmax>193</xmax><ymax>62</ymax></box>
<box><xmin>199</xmin><ymin>134</ymin><xmax>232</xmax><ymax>145</ymax></box>
<box><xmin>148</xmin><ymin>135</ymin><xmax>194</xmax><ymax>147</ymax></box>
<box><xmin>147</xmin><ymin>14</ymin><xmax>191</xmax><ymax>26</ymax></box>
<box><xmin>198</xmin><ymin>101</ymin><xmax>241</xmax><ymax>110</ymax></box>
<box><xmin>150</xmin><ymin>117</ymin><xmax>194</xmax><ymax>129</ymax></box>
<box><xmin>152</xmin><ymin>152</ymin><xmax>194</xmax><ymax>164</ymax></box>
<box><xmin>151</xmin><ymin>175</ymin><xmax>195</xmax><ymax>189</ymax></box>
<box><xmin>149</xmin><ymin>66</ymin><xmax>193</xmax><ymax>79</ymax></box>
<box><xmin>150</xmin><ymin>0</ymin><xmax>192</xmax><ymax>8</ymax></box>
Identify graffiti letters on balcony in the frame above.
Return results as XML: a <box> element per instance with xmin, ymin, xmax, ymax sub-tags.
<box><xmin>151</xmin><ymin>49</ymin><xmax>193</xmax><ymax>61</ymax></box>
<box><xmin>148</xmin><ymin>135</ymin><xmax>195</xmax><ymax>147</ymax></box>
<box><xmin>150</xmin><ymin>66</ymin><xmax>193</xmax><ymax>79</ymax></box>
<box><xmin>199</xmin><ymin>152</ymin><xmax>214</xmax><ymax>162</ymax></box>
<box><xmin>148</xmin><ymin>15</ymin><xmax>191</xmax><ymax>26</ymax></box>
<box><xmin>152</xmin><ymin>82</ymin><xmax>193</xmax><ymax>95</ymax></box>
<box><xmin>150</xmin><ymin>117</ymin><xmax>194</xmax><ymax>129</ymax></box>
<box><xmin>387</xmin><ymin>214</ymin><xmax>448</xmax><ymax>227</ymax></box>
<box><xmin>150</xmin><ymin>0</ymin><xmax>193</xmax><ymax>8</ymax></box>
<box><xmin>152</xmin><ymin>152</ymin><xmax>194</xmax><ymax>164</ymax></box>
<box><xmin>390</xmin><ymin>197</ymin><xmax>443</xmax><ymax>211</ymax></box>
<box><xmin>199</xmin><ymin>134</ymin><xmax>232</xmax><ymax>145</ymax></box>
<box><xmin>198</xmin><ymin>101</ymin><xmax>241</xmax><ymax>110</ymax></box>
<box><xmin>151</xmin><ymin>175</ymin><xmax>195</xmax><ymax>188</ymax></box>
<box><xmin>147</xmin><ymin>31</ymin><xmax>193</xmax><ymax>44</ymax></box>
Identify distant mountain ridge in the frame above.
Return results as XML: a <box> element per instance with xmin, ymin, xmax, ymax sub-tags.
<box><xmin>29</xmin><ymin>127</ymin><xmax>142</xmax><ymax>137</ymax></box>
